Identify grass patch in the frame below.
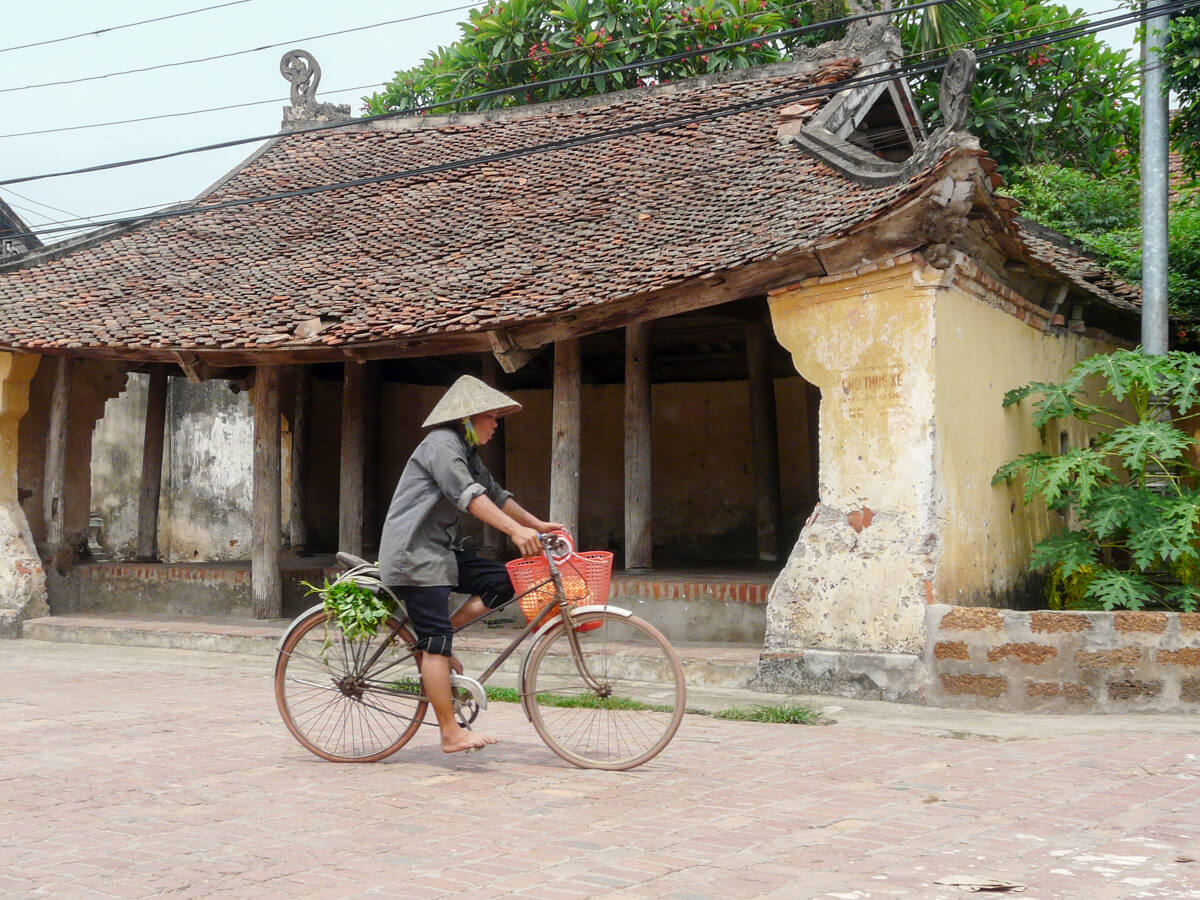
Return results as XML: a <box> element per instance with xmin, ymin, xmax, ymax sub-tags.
<box><xmin>482</xmin><ymin>685</ymin><xmax>672</xmax><ymax>712</ymax></box>
<box><xmin>711</xmin><ymin>703</ymin><xmax>827</xmax><ymax>725</ymax></box>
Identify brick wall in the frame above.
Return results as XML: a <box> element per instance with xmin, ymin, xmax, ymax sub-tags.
<box><xmin>925</xmin><ymin>604</ymin><xmax>1200</xmax><ymax>712</ymax></box>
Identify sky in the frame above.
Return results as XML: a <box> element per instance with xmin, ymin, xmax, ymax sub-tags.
<box><xmin>0</xmin><ymin>0</ymin><xmax>1138</xmax><ymax>245</ymax></box>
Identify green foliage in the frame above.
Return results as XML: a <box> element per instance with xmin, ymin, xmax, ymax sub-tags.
<box><xmin>302</xmin><ymin>577</ymin><xmax>395</xmax><ymax>641</ymax></box>
<box><xmin>1166</xmin><ymin>10</ymin><xmax>1200</xmax><ymax>175</ymax></box>
<box><xmin>908</xmin><ymin>0</ymin><xmax>1139</xmax><ymax>176</ymax></box>
<box><xmin>1005</xmin><ymin>165</ymin><xmax>1200</xmax><ymax>335</ymax></box>
<box><xmin>994</xmin><ymin>349</ymin><xmax>1200</xmax><ymax>612</ymax></box>
<box><xmin>363</xmin><ymin>0</ymin><xmax>848</xmax><ymax>115</ymax></box>
<box><xmin>712</xmin><ymin>703</ymin><xmax>827</xmax><ymax>723</ymax></box>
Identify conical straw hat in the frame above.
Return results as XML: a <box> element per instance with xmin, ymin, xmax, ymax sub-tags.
<box><xmin>422</xmin><ymin>374</ymin><xmax>522</xmax><ymax>428</ymax></box>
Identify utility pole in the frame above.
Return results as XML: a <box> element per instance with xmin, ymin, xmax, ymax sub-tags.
<box><xmin>1142</xmin><ymin>0</ymin><xmax>1171</xmax><ymax>355</ymax></box>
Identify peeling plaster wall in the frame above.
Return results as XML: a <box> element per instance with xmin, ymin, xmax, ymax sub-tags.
<box><xmin>91</xmin><ymin>373</ymin><xmax>149</xmax><ymax>559</ymax></box>
<box><xmin>767</xmin><ymin>261</ymin><xmax>940</xmax><ymax>655</ymax></box>
<box><xmin>932</xmin><ymin>270</ymin><xmax>1117</xmax><ymax>608</ymax></box>
<box><xmin>160</xmin><ymin>380</ymin><xmax>254</xmax><ymax>562</ymax></box>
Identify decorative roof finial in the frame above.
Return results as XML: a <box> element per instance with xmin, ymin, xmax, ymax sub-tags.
<box><xmin>281</xmin><ymin>49</ymin><xmax>321</xmax><ymax>109</ymax></box>
<box><xmin>938</xmin><ymin>49</ymin><xmax>977</xmax><ymax>133</ymax></box>
<box><xmin>278</xmin><ymin>49</ymin><xmax>352</xmax><ymax>132</ymax></box>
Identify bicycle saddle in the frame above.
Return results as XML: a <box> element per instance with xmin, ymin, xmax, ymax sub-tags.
<box><xmin>336</xmin><ymin>551</ymin><xmax>373</xmax><ymax>571</ymax></box>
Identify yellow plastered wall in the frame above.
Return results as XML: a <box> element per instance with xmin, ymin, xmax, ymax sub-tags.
<box><xmin>0</xmin><ymin>353</ymin><xmax>40</xmax><ymax>503</ymax></box>
<box><xmin>770</xmin><ymin>261</ymin><xmax>938</xmax><ymax>518</ymax></box>
<box><xmin>933</xmin><ymin>281</ymin><xmax>1117</xmax><ymax>605</ymax></box>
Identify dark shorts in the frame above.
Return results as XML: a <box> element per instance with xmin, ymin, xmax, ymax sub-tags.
<box><xmin>389</xmin><ymin>551</ymin><xmax>514</xmax><ymax>657</ymax></box>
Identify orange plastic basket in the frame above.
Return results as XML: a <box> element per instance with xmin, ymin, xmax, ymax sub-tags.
<box><xmin>506</xmin><ymin>551</ymin><xmax>613</xmax><ymax>623</ymax></box>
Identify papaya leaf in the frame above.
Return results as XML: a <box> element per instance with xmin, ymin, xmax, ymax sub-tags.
<box><xmin>1167</xmin><ymin>351</ymin><xmax>1200</xmax><ymax>415</ymax></box>
<box><xmin>1028</xmin><ymin>382</ymin><xmax>1085</xmax><ymax>428</ymax></box>
<box><xmin>1083</xmin><ymin>569</ymin><xmax>1154</xmax><ymax>610</ymax></box>
<box><xmin>1163</xmin><ymin>583</ymin><xmax>1200</xmax><ymax>613</ymax></box>
<box><xmin>1080</xmin><ymin>484</ymin><xmax>1144</xmax><ymax>540</ymax></box>
<box><xmin>1106</xmin><ymin>420</ymin><xmax>1192</xmax><ymax>472</ymax></box>
<box><xmin>992</xmin><ymin>452</ymin><xmax>1052</xmax><ymax>505</ymax></box>
<box><xmin>1001</xmin><ymin>382</ymin><xmax>1043</xmax><ymax>408</ymax></box>
<box><xmin>1075</xmin><ymin>348</ymin><xmax>1165</xmax><ymax>404</ymax></box>
<box><xmin>1028</xmin><ymin>447</ymin><xmax>1111</xmax><ymax>508</ymax></box>
<box><xmin>1029</xmin><ymin>531</ymin><xmax>1097</xmax><ymax>578</ymax></box>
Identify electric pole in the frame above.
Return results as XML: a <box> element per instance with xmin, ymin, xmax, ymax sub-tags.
<box><xmin>1142</xmin><ymin>0</ymin><xmax>1171</xmax><ymax>354</ymax></box>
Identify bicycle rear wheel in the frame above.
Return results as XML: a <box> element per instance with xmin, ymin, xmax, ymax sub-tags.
<box><xmin>274</xmin><ymin>610</ymin><xmax>428</xmax><ymax>763</ymax></box>
<box><xmin>523</xmin><ymin>611</ymin><xmax>685</xmax><ymax>770</ymax></box>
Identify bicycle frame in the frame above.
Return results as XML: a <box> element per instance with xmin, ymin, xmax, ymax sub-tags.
<box><xmin>335</xmin><ymin>545</ymin><xmax>615</xmax><ymax>700</ymax></box>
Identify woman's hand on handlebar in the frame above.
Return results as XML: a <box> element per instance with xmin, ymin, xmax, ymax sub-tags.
<box><xmin>509</xmin><ymin>525</ymin><xmax>542</xmax><ymax>558</ymax></box>
<box><xmin>533</xmin><ymin>519</ymin><xmax>566</xmax><ymax>534</ymax></box>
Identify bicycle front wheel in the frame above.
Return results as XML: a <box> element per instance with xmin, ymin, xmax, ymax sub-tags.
<box><xmin>274</xmin><ymin>610</ymin><xmax>428</xmax><ymax>763</ymax></box>
<box><xmin>523</xmin><ymin>611</ymin><xmax>685</xmax><ymax>770</ymax></box>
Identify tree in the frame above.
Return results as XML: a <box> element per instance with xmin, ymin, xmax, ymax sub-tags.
<box><xmin>909</xmin><ymin>0</ymin><xmax>1139</xmax><ymax>176</ymax></box>
<box><xmin>1005</xmin><ymin>164</ymin><xmax>1200</xmax><ymax>335</ymax></box>
<box><xmin>364</xmin><ymin>0</ymin><xmax>1140</xmax><ymax>181</ymax></box>
<box><xmin>1166</xmin><ymin>10</ymin><xmax>1200</xmax><ymax>174</ymax></box>
<box><xmin>994</xmin><ymin>349</ymin><xmax>1200</xmax><ymax>612</ymax></box>
<box><xmin>363</xmin><ymin>0</ymin><xmax>849</xmax><ymax>115</ymax></box>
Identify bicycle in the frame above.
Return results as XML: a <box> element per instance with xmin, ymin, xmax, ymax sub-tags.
<box><xmin>273</xmin><ymin>534</ymin><xmax>686</xmax><ymax>771</ymax></box>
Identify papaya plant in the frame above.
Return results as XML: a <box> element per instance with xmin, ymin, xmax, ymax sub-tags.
<box><xmin>993</xmin><ymin>349</ymin><xmax>1200</xmax><ymax>612</ymax></box>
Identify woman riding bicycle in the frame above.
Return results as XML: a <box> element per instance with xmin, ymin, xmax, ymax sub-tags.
<box><xmin>377</xmin><ymin>375</ymin><xmax>562</xmax><ymax>754</ymax></box>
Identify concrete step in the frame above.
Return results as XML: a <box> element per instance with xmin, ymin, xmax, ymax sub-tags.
<box><xmin>20</xmin><ymin>613</ymin><xmax>764</xmax><ymax>692</ymax></box>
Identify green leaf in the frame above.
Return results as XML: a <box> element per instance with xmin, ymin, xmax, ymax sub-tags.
<box><xmin>1030</xmin><ymin>447</ymin><xmax>1112</xmax><ymax>508</ymax></box>
<box><xmin>1029</xmin><ymin>531</ymin><xmax>1097</xmax><ymax>578</ymax></box>
<box><xmin>1081</xmin><ymin>484</ymin><xmax>1145</xmax><ymax>540</ymax></box>
<box><xmin>1106</xmin><ymin>420</ymin><xmax>1192</xmax><ymax>473</ymax></box>
<box><xmin>1084</xmin><ymin>569</ymin><xmax>1155</xmax><ymax>610</ymax></box>
<box><xmin>1163</xmin><ymin>583</ymin><xmax>1200</xmax><ymax>613</ymax></box>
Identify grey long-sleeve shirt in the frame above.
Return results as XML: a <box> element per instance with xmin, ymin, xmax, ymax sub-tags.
<box><xmin>377</xmin><ymin>426</ymin><xmax>513</xmax><ymax>586</ymax></box>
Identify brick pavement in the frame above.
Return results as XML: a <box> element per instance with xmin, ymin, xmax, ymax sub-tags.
<box><xmin>2</xmin><ymin>640</ymin><xmax>1199</xmax><ymax>899</ymax></box>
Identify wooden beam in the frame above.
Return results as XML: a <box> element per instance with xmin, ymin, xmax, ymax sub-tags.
<box><xmin>549</xmin><ymin>339</ymin><xmax>581</xmax><ymax>539</ymax></box>
<box><xmin>252</xmin><ymin>365</ymin><xmax>282</xmax><ymax>618</ymax></box>
<box><xmin>746</xmin><ymin>318</ymin><xmax>782</xmax><ymax>562</ymax></box>
<box><xmin>135</xmin><ymin>366</ymin><xmax>168</xmax><ymax>560</ymax></box>
<box><xmin>288</xmin><ymin>365</ymin><xmax>311</xmax><ymax>553</ymax></box>
<box><xmin>43</xmin><ymin>357</ymin><xmax>72</xmax><ymax>549</ymax></box>
<box><xmin>338</xmin><ymin>362</ymin><xmax>365</xmax><ymax>556</ymax></box>
<box><xmin>488</xmin><ymin>329</ymin><xmax>536</xmax><ymax>374</ymax></box>
<box><xmin>624</xmin><ymin>323</ymin><xmax>652</xmax><ymax>572</ymax></box>
<box><xmin>171</xmin><ymin>351</ymin><xmax>205</xmax><ymax>383</ymax></box>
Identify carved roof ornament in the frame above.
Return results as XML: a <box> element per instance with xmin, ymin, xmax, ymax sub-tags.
<box><xmin>279</xmin><ymin>49</ymin><xmax>352</xmax><ymax>132</ymax></box>
<box><xmin>939</xmin><ymin>49</ymin><xmax>977</xmax><ymax>132</ymax></box>
<box><xmin>789</xmin><ymin>37</ymin><xmax>981</xmax><ymax>187</ymax></box>
<box><xmin>281</xmin><ymin>49</ymin><xmax>322</xmax><ymax>109</ymax></box>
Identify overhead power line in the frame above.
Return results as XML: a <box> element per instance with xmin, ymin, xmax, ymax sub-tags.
<box><xmin>7</xmin><ymin>6</ymin><xmax>1170</xmax><ymax>244</ymax></box>
<box><xmin>0</xmin><ymin>2</ymin><xmax>481</xmax><ymax>96</ymax></box>
<box><xmin>0</xmin><ymin>0</ymin><xmax>258</xmax><ymax>55</ymax></box>
<box><xmin>0</xmin><ymin>0</ymin><xmax>956</xmax><ymax>188</ymax></box>
<box><xmin>3</xmin><ymin>0</ymin><xmax>1183</xmax><ymax>242</ymax></box>
<box><xmin>0</xmin><ymin>0</ymin><xmax>1122</xmax><ymax>144</ymax></box>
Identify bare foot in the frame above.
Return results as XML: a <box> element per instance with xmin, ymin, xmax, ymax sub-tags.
<box><xmin>441</xmin><ymin>726</ymin><xmax>498</xmax><ymax>754</ymax></box>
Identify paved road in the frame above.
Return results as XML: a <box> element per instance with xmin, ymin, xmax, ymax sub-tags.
<box><xmin>2</xmin><ymin>640</ymin><xmax>1199</xmax><ymax>899</ymax></box>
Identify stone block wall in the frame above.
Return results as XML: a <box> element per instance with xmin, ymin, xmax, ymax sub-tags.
<box><xmin>925</xmin><ymin>604</ymin><xmax>1200</xmax><ymax>712</ymax></box>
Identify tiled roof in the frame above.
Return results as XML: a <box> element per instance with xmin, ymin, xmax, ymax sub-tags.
<box><xmin>0</xmin><ymin>57</ymin><xmax>950</xmax><ymax>357</ymax></box>
<box><xmin>1015</xmin><ymin>218</ymin><xmax>1140</xmax><ymax>314</ymax></box>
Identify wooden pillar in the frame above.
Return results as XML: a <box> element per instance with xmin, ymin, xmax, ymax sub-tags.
<box><xmin>362</xmin><ymin>363</ymin><xmax>380</xmax><ymax>552</ymax></box>
<box><xmin>43</xmin><ymin>357</ymin><xmax>72</xmax><ymax>549</ymax></box>
<box><xmin>480</xmin><ymin>354</ymin><xmax>506</xmax><ymax>552</ymax></box>
<box><xmin>135</xmin><ymin>366</ymin><xmax>168</xmax><ymax>560</ymax></box>
<box><xmin>624</xmin><ymin>324</ymin><xmax>652</xmax><ymax>572</ymax></box>
<box><xmin>289</xmin><ymin>366</ymin><xmax>311</xmax><ymax>553</ymax></box>
<box><xmin>550</xmin><ymin>339</ymin><xmax>581</xmax><ymax>539</ymax></box>
<box><xmin>339</xmin><ymin>362</ymin><xmax>365</xmax><ymax>556</ymax></box>
<box><xmin>252</xmin><ymin>365</ymin><xmax>282</xmax><ymax>618</ymax></box>
<box><xmin>746</xmin><ymin>318</ymin><xmax>782</xmax><ymax>562</ymax></box>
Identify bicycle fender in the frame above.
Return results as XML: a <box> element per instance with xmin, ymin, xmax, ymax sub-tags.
<box><xmin>518</xmin><ymin>604</ymin><xmax>634</xmax><ymax>720</ymax></box>
<box><xmin>277</xmin><ymin>602</ymin><xmax>326</xmax><ymax>650</ymax></box>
